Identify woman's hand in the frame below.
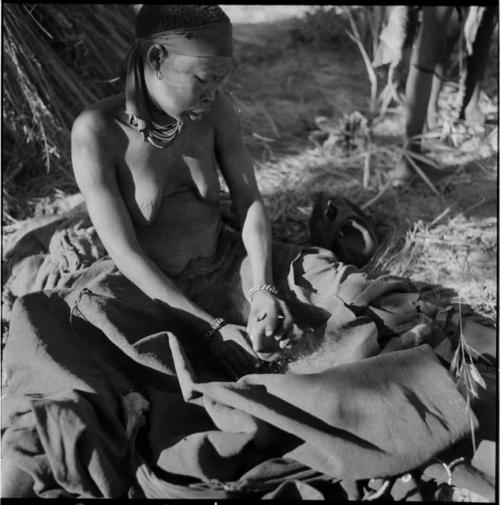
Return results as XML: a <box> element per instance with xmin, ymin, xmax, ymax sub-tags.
<box><xmin>208</xmin><ymin>324</ymin><xmax>261</xmax><ymax>380</ymax></box>
<box><xmin>246</xmin><ymin>291</ymin><xmax>295</xmax><ymax>353</ymax></box>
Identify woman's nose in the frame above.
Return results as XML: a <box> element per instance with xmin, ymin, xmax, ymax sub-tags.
<box><xmin>202</xmin><ymin>87</ymin><xmax>217</xmax><ymax>103</ymax></box>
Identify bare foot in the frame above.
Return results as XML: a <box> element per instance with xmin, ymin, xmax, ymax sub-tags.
<box><xmin>389</xmin><ymin>150</ymin><xmax>455</xmax><ymax>188</ymax></box>
<box><xmin>389</xmin><ymin>157</ymin><xmax>416</xmax><ymax>187</ymax></box>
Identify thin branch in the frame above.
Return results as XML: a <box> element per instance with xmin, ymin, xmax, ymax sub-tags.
<box><xmin>345</xmin><ymin>8</ymin><xmax>378</xmax><ymax>113</ymax></box>
<box><xmin>361</xmin><ymin>180</ymin><xmax>392</xmax><ymax>210</ymax></box>
<box><xmin>402</xmin><ymin>151</ymin><xmax>443</xmax><ymax>199</ymax></box>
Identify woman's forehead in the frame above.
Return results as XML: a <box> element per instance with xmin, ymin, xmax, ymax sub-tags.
<box><xmin>168</xmin><ymin>54</ymin><xmax>233</xmax><ymax>74</ymax></box>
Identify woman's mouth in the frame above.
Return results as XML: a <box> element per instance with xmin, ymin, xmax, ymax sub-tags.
<box><xmin>188</xmin><ymin>107</ymin><xmax>210</xmax><ymax>121</ymax></box>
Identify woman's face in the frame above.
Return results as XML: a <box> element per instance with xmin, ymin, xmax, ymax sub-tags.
<box><xmin>149</xmin><ymin>54</ymin><xmax>233</xmax><ymax>121</ymax></box>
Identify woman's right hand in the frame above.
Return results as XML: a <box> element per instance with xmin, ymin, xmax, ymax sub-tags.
<box><xmin>247</xmin><ymin>290</ymin><xmax>295</xmax><ymax>352</ymax></box>
<box><xmin>208</xmin><ymin>324</ymin><xmax>261</xmax><ymax>380</ymax></box>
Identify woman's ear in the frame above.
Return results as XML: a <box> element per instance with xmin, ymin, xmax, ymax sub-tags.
<box><xmin>146</xmin><ymin>44</ymin><xmax>168</xmax><ymax>71</ymax></box>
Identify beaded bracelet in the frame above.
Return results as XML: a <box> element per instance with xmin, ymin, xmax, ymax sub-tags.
<box><xmin>248</xmin><ymin>284</ymin><xmax>279</xmax><ymax>301</ymax></box>
<box><xmin>203</xmin><ymin>317</ymin><xmax>227</xmax><ymax>344</ymax></box>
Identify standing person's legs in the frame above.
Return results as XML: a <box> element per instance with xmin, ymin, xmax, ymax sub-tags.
<box><xmin>426</xmin><ymin>61</ymin><xmax>446</xmax><ymax>130</ymax></box>
<box><xmin>459</xmin><ymin>6</ymin><xmax>498</xmax><ymax>125</ymax></box>
<box><xmin>426</xmin><ymin>9</ymin><xmax>463</xmax><ymax>130</ymax></box>
<box><xmin>391</xmin><ymin>6</ymin><xmax>454</xmax><ymax>186</ymax></box>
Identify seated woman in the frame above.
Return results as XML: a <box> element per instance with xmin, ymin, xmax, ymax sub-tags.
<box><xmin>1</xmin><ymin>5</ymin><xmax>495</xmax><ymax>498</ymax></box>
<box><xmin>70</xmin><ymin>4</ymin><xmax>296</xmax><ymax>376</ymax></box>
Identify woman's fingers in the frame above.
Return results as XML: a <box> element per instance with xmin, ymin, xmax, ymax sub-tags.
<box><xmin>248</xmin><ymin>299</ymin><xmax>296</xmax><ymax>352</ymax></box>
<box><xmin>248</xmin><ymin>319</ymin><xmax>267</xmax><ymax>351</ymax></box>
<box><xmin>247</xmin><ymin>311</ymin><xmax>266</xmax><ymax>340</ymax></box>
<box><xmin>264</xmin><ymin>306</ymin><xmax>282</xmax><ymax>337</ymax></box>
<box><xmin>273</xmin><ymin>303</ymin><xmax>294</xmax><ymax>341</ymax></box>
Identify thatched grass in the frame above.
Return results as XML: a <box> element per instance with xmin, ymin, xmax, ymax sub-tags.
<box><xmin>3</xmin><ymin>4</ymin><xmax>136</xmax><ymax>224</ymax></box>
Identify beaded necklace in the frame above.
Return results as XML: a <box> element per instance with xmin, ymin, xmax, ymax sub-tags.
<box><xmin>127</xmin><ymin>112</ymin><xmax>183</xmax><ymax>149</ymax></box>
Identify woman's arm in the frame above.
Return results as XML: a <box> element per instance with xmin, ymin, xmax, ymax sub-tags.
<box><xmin>71</xmin><ymin>108</ymin><xmax>258</xmax><ymax>376</ymax></box>
<box><xmin>212</xmin><ymin>93</ymin><xmax>294</xmax><ymax>350</ymax></box>
<box><xmin>71</xmin><ymin>109</ymin><xmax>214</xmax><ymax>334</ymax></box>
<box><xmin>212</xmin><ymin>93</ymin><xmax>272</xmax><ymax>284</ymax></box>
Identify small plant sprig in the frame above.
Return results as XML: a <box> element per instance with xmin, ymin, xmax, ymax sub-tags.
<box><xmin>448</xmin><ymin>298</ymin><xmax>488</xmax><ymax>453</ymax></box>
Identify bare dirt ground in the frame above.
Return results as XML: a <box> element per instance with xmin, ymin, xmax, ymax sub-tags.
<box><xmin>220</xmin><ymin>6</ymin><xmax>498</xmax><ymax>324</ymax></box>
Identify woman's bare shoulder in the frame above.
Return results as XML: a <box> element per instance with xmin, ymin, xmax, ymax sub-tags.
<box><xmin>72</xmin><ymin>93</ymin><xmax>126</xmax><ymax>144</ymax></box>
<box><xmin>71</xmin><ymin>93</ymin><xmax>127</xmax><ymax>184</ymax></box>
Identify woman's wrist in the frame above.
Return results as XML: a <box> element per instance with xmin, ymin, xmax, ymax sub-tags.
<box><xmin>203</xmin><ymin>317</ymin><xmax>227</xmax><ymax>344</ymax></box>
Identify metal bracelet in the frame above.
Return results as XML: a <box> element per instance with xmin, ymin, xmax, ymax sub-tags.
<box><xmin>248</xmin><ymin>284</ymin><xmax>279</xmax><ymax>301</ymax></box>
<box><xmin>203</xmin><ymin>317</ymin><xmax>227</xmax><ymax>344</ymax></box>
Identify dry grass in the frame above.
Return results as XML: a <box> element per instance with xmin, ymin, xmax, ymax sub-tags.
<box><xmin>2</xmin><ymin>4</ymin><xmax>135</xmax><ymax>225</ymax></box>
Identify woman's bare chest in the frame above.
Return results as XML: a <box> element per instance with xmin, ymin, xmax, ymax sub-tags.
<box><xmin>116</xmin><ymin>122</ymin><xmax>220</xmax><ymax>224</ymax></box>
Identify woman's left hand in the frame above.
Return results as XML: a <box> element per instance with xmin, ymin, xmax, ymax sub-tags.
<box><xmin>209</xmin><ymin>324</ymin><xmax>261</xmax><ymax>380</ymax></box>
<box><xmin>246</xmin><ymin>291</ymin><xmax>295</xmax><ymax>352</ymax></box>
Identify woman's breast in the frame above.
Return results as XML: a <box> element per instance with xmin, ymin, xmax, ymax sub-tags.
<box><xmin>134</xmin><ymin>190</ymin><xmax>222</xmax><ymax>276</ymax></box>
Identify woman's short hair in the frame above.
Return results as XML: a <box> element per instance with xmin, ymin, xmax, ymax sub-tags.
<box><xmin>136</xmin><ymin>5</ymin><xmax>230</xmax><ymax>38</ymax></box>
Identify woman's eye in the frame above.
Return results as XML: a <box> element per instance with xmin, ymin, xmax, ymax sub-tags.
<box><xmin>195</xmin><ymin>75</ymin><xmax>207</xmax><ymax>84</ymax></box>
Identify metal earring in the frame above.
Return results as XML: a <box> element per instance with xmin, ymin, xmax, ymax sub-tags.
<box><xmin>156</xmin><ymin>69</ymin><xmax>163</xmax><ymax>80</ymax></box>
